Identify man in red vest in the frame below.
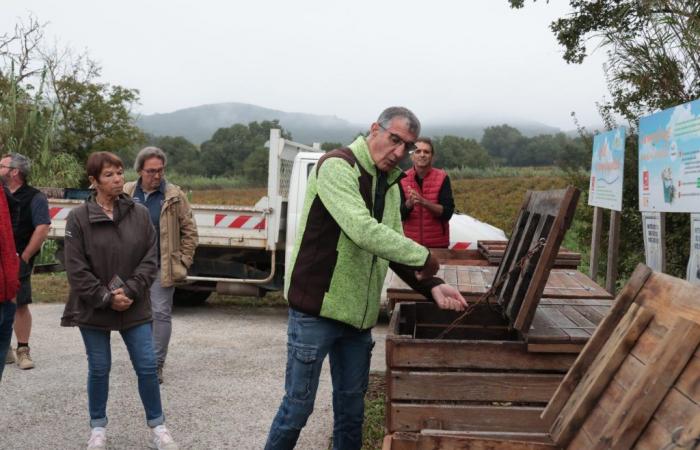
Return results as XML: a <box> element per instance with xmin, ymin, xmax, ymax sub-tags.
<box><xmin>400</xmin><ymin>137</ymin><xmax>455</xmax><ymax>248</ymax></box>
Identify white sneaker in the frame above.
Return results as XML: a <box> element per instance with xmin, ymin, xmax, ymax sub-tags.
<box><xmin>87</xmin><ymin>427</ymin><xmax>107</xmax><ymax>450</ymax></box>
<box><xmin>148</xmin><ymin>424</ymin><xmax>179</xmax><ymax>450</ymax></box>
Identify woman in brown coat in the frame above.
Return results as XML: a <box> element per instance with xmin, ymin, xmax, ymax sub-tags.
<box><xmin>61</xmin><ymin>152</ymin><xmax>178</xmax><ymax>450</ymax></box>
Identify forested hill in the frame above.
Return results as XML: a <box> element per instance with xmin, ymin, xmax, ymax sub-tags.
<box><xmin>136</xmin><ymin>102</ymin><xmax>561</xmax><ymax>145</ymax></box>
<box><xmin>137</xmin><ymin>103</ymin><xmax>358</xmax><ymax>145</ymax></box>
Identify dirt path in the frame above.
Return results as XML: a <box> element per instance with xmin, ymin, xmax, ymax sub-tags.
<box><xmin>1</xmin><ymin>303</ymin><xmax>387</xmax><ymax>449</ymax></box>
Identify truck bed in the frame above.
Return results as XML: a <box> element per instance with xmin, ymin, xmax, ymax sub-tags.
<box><xmin>48</xmin><ymin>198</ymin><xmax>275</xmax><ymax>250</ymax></box>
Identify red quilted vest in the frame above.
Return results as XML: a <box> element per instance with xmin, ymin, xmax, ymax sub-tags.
<box><xmin>1</xmin><ymin>187</ymin><xmax>20</xmax><ymax>302</ymax></box>
<box><xmin>400</xmin><ymin>168</ymin><xmax>449</xmax><ymax>248</ymax></box>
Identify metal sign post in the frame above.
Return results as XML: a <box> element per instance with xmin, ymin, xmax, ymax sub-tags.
<box><xmin>688</xmin><ymin>213</ymin><xmax>700</xmax><ymax>285</ymax></box>
<box><xmin>642</xmin><ymin>212</ymin><xmax>666</xmax><ymax>272</ymax></box>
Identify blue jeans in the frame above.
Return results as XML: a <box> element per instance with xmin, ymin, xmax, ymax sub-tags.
<box><xmin>150</xmin><ymin>272</ymin><xmax>175</xmax><ymax>367</ymax></box>
<box><xmin>265</xmin><ymin>309</ymin><xmax>373</xmax><ymax>450</ymax></box>
<box><xmin>0</xmin><ymin>301</ymin><xmax>17</xmax><ymax>382</ymax></box>
<box><xmin>79</xmin><ymin>322</ymin><xmax>165</xmax><ymax>428</ymax></box>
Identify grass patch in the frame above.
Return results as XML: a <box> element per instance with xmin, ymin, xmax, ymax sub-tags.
<box><xmin>448</xmin><ymin>165</ymin><xmax>572</xmax><ymax>180</ymax></box>
<box><xmin>191</xmin><ymin>188</ymin><xmax>266</xmax><ymax>206</ymax></box>
<box><xmin>207</xmin><ymin>290</ymin><xmax>287</xmax><ymax>307</ymax></box>
<box><xmin>30</xmin><ymin>272</ymin><xmax>287</xmax><ymax>307</ymax></box>
<box><xmin>31</xmin><ymin>272</ymin><xmax>69</xmax><ymax>303</ymax></box>
<box><xmin>452</xmin><ymin>176</ymin><xmax>570</xmax><ymax>233</ymax></box>
<box><xmin>363</xmin><ymin>372</ymin><xmax>387</xmax><ymax>450</ymax></box>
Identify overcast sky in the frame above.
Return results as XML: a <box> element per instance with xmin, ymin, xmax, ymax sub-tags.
<box><xmin>3</xmin><ymin>1</ymin><xmax>609</xmax><ymax>130</ymax></box>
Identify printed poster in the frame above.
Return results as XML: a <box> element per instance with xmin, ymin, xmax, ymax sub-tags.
<box><xmin>642</xmin><ymin>212</ymin><xmax>665</xmax><ymax>272</ymax></box>
<box><xmin>589</xmin><ymin>128</ymin><xmax>625</xmax><ymax>211</ymax></box>
<box><xmin>639</xmin><ymin>98</ymin><xmax>700</xmax><ymax>212</ymax></box>
<box><xmin>689</xmin><ymin>213</ymin><xmax>700</xmax><ymax>284</ymax></box>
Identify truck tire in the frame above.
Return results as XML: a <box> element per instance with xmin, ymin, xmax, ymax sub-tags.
<box><xmin>173</xmin><ymin>289</ymin><xmax>210</xmax><ymax>307</ymax></box>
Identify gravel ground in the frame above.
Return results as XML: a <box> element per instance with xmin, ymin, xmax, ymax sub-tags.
<box><xmin>1</xmin><ymin>303</ymin><xmax>388</xmax><ymax>450</ymax></box>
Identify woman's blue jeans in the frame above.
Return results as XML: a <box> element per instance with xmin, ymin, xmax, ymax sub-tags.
<box><xmin>265</xmin><ymin>309</ymin><xmax>373</xmax><ymax>450</ymax></box>
<box><xmin>0</xmin><ymin>301</ymin><xmax>17</xmax><ymax>382</ymax></box>
<box><xmin>79</xmin><ymin>322</ymin><xmax>164</xmax><ymax>428</ymax></box>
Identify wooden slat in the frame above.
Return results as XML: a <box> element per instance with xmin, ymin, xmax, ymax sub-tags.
<box><xmin>593</xmin><ymin>317</ymin><xmax>700</xmax><ymax>450</ymax></box>
<box><xmin>675</xmin><ymin>354</ymin><xmax>700</xmax><ymax>402</ymax></box>
<box><xmin>386</xmin><ymin>432</ymin><xmax>418</xmax><ymax>450</ymax></box>
<box><xmin>527</xmin><ymin>308</ymin><xmax>571</xmax><ymax>344</ymax></box>
<box><xmin>650</xmin><ymin>388</ymin><xmax>700</xmax><ymax>436</ymax></box>
<box><xmin>418</xmin><ymin>432</ymin><xmax>556</xmax><ymax>450</ymax></box>
<box><xmin>421</xmin><ymin>430</ymin><xmax>553</xmax><ymax>443</ymax></box>
<box><xmin>388</xmin><ymin>403</ymin><xmax>548</xmax><ymax>433</ymax></box>
<box><xmin>542</xmin><ymin>270</ymin><xmax>613</xmax><ymax>299</ymax></box>
<box><xmin>646</xmin><ymin>413</ymin><xmax>700</xmax><ymax>450</ymax></box>
<box><xmin>542</xmin><ymin>264</ymin><xmax>653</xmax><ymax>425</ymax></box>
<box><xmin>492</xmin><ymin>193</ymin><xmax>532</xmax><ymax>294</ymax></box>
<box><xmin>541</xmin><ymin>307</ymin><xmax>591</xmax><ymax>341</ymax></box>
<box><xmin>633</xmin><ymin>417</ymin><xmax>673</xmax><ymax>450</ymax></box>
<box><xmin>389</xmin><ymin>371</ymin><xmax>562</xmax><ymax>403</ymax></box>
<box><xmin>549</xmin><ymin>303</ymin><xmax>654</xmax><ymax>447</ymax></box>
<box><xmin>570</xmin><ymin>303</ymin><xmax>606</xmax><ymax>324</ymax></box>
<box><xmin>527</xmin><ymin>343</ymin><xmax>584</xmax><ymax>353</ymax></box>
<box><xmin>499</xmin><ymin>211</ymin><xmax>541</xmax><ymax>313</ymax></box>
<box><xmin>387</xmin><ymin>339</ymin><xmax>576</xmax><ymax>371</ymax></box>
<box><xmin>560</xmin><ymin>305</ymin><xmax>596</xmax><ymax>330</ymax></box>
<box><xmin>386</xmin><ymin>431</ymin><xmax>557</xmax><ymax>450</ymax></box>
<box><xmin>568</xmin><ymin>423</ymin><xmax>595</xmax><ymax>449</ymax></box>
<box><xmin>506</xmin><ymin>214</ymin><xmax>554</xmax><ymax>324</ymax></box>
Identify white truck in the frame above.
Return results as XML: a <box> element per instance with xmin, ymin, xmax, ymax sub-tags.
<box><xmin>46</xmin><ymin>129</ymin><xmax>505</xmax><ymax>305</ymax></box>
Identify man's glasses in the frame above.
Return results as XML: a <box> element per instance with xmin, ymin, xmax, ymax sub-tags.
<box><xmin>143</xmin><ymin>168</ymin><xmax>164</xmax><ymax>175</ymax></box>
<box><xmin>378</xmin><ymin>123</ymin><xmax>416</xmax><ymax>152</ymax></box>
<box><xmin>0</xmin><ymin>164</ymin><xmax>15</xmax><ymax>170</ymax></box>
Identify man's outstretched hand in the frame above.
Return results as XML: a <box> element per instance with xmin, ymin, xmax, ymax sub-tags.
<box><xmin>431</xmin><ymin>283</ymin><xmax>468</xmax><ymax>311</ymax></box>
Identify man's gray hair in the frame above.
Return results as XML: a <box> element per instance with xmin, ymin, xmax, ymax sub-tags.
<box><xmin>133</xmin><ymin>146</ymin><xmax>168</xmax><ymax>171</ymax></box>
<box><xmin>377</xmin><ymin>107</ymin><xmax>421</xmax><ymax>136</ymax></box>
<box><xmin>2</xmin><ymin>152</ymin><xmax>31</xmax><ymax>181</ymax></box>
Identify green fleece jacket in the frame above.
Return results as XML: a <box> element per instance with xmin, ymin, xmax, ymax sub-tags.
<box><xmin>285</xmin><ymin>136</ymin><xmax>440</xmax><ymax>329</ymax></box>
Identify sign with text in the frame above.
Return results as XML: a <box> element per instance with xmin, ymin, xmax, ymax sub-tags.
<box><xmin>689</xmin><ymin>213</ymin><xmax>700</xmax><ymax>285</ymax></box>
<box><xmin>642</xmin><ymin>212</ymin><xmax>665</xmax><ymax>272</ymax></box>
<box><xmin>589</xmin><ymin>128</ymin><xmax>625</xmax><ymax>211</ymax></box>
<box><xmin>639</xmin><ymin>98</ymin><xmax>700</xmax><ymax>212</ymax></box>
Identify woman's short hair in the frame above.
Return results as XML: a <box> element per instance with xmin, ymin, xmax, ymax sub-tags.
<box><xmin>133</xmin><ymin>146</ymin><xmax>167</xmax><ymax>172</ymax></box>
<box><xmin>86</xmin><ymin>152</ymin><xmax>123</xmax><ymax>182</ymax></box>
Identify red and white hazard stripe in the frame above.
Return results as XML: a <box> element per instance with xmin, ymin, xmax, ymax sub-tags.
<box><xmin>449</xmin><ymin>241</ymin><xmax>472</xmax><ymax>250</ymax></box>
<box><xmin>49</xmin><ymin>207</ymin><xmax>71</xmax><ymax>220</ymax></box>
<box><xmin>214</xmin><ymin>214</ymin><xmax>266</xmax><ymax>230</ymax></box>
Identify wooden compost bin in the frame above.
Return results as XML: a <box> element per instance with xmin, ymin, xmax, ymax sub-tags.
<box><xmin>385</xmin><ymin>186</ymin><xmax>616</xmax><ymax>435</ymax></box>
<box><xmin>384</xmin><ymin>264</ymin><xmax>700</xmax><ymax>450</ymax></box>
<box><xmin>385</xmin><ymin>298</ymin><xmax>611</xmax><ymax>434</ymax></box>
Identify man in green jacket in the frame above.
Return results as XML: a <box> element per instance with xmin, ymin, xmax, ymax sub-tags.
<box><xmin>265</xmin><ymin>107</ymin><xmax>467</xmax><ymax>450</ymax></box>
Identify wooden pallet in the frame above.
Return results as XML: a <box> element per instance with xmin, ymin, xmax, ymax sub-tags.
<box><xmin>478</xmin><ymin>240</ymin><xmax>581</xmax><ymax>269</ymax></box>
<box><xmin>384</xmin><ymin>264</ymin><xmax>700</xmax><ymax>449</ymax></box>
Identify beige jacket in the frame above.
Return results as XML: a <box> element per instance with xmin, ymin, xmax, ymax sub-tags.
<box><xmin>124</xmin><ymin>180</ymin><xmax>198</xmax><ymax>287</ymax></box>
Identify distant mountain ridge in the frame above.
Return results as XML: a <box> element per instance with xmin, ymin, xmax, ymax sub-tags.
<box><xmin>136</xmin><ymin>102</ymin><xmax>561</xmax><ymax>145</ymax></box>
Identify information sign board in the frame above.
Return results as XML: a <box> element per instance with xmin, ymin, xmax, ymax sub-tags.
<box><xmin>639</xmin><ymin>98</ymin><xmax>700</xmax><ymax>212</ymax></box>
<box><xmin>589</xmin><ymin>128</ymin><xmax>625</xmax><ymax>211</ymax></box>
